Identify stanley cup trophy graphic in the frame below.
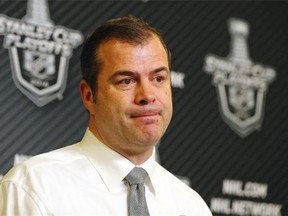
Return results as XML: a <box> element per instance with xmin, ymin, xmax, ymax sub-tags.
<box><xmin>228</xmin><ymin>19</ymin><xmax>251</xmax><ymax>65</ymax></box>
<box><xmin>204</xmin><ymin>18</ymin><xmax>276</xmax><ymax>137</ymax></box>
<box><xmin>0</xmin><ymin>0</ymin><xmax>83</xmax><ymax>106</ymax></box>
<box><xmin>23</xmin><ymin>0</ymin><xmax>55</xmax><ymax>80</ymax></box>
<box><xmin>227</xmin><ymin>19</ymin><xmax>255</xmax><ymax>121</ymax></box>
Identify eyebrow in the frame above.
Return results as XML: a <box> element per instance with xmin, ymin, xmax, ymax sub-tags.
<box><xmin>151</xmin><ymin>66</ymin><xmax>169</xmax><ymax>74</ymax></box>
<box><xmin>109</xmin><ymin>66</ymin><xmax>170</xmax><ymax>80</ymax></box>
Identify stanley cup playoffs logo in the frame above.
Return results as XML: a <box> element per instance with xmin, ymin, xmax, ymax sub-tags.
<box><xmin>204</xmin><ymin>18</ymin><xmax>276</xmax><ymax>137</ymax></box>
<box><xmin>0</xmin><ymin>0</ymin><xmax>83</xmax><ymax>107</ymax></box>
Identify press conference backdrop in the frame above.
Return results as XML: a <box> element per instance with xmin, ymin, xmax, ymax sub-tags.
<box><xmin>0</xmin><ymin>1</ymin><xmax>287</xmax><ymax>215</ymax></box>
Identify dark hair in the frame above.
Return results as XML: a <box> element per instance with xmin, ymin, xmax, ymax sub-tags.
<box><xmin>80</xmin><ymin>15</ymin><xmax>170</xmax><ymax>99</ymax></box>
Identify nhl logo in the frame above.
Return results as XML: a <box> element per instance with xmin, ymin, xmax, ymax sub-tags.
<box><xmin>204</xmin><ymin>18</ymin><xmax>276</xmax><ymax>137</ymax></box>
<box><xmin>0</xmin><ymin>0</ymin><xmax>83</xmax><ymax>107</ymax></box>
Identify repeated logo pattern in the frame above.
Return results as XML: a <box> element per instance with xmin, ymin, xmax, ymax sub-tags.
<box><xmin>204</xmin><ymin>18</ymin><xmax>276</xmax><ymax>137</ymax></box>
<box><xmin>0</xmin><ymin>0</ymin><xmax>83</xmax><ymax>106</ymax></box>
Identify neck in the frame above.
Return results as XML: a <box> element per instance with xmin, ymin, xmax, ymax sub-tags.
<box><xmin>121</xmin><ymin>148</ymin><xmax>154</xmax><ymax>165</ymax></box>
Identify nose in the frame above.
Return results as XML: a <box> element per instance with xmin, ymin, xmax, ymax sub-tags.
<box><xmin>135</xmin><ymin>81</ymin><xmax>155</xmax><ymax>105</ymax></box>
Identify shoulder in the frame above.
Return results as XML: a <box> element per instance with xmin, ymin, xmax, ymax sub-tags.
<box><xmin>0</xmin><ymin>145</ymin><xmax>82</xmax><ymax>215</ymax></box>
<box><xmin>1</xmin><ymin>143</ymin><xmax>82</xmax><ymax>184</ymax></box>
<box><xmin>154</xmin><ymin>163</ymin><xmax>193</xmax><ymax>193</ymax></box>
<box><xmin>154</xmin><ymin>163</ymin><xmax>212</xmax><ymax>215</ymax></box>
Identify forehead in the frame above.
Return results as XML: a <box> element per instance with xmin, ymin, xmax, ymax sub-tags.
<box><xmin>97</xmin><ymin>37</ymin><xmax>169</xmax><ymax>73</ymax></box>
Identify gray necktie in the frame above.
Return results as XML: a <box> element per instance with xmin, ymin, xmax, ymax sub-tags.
<box><xmin>125</xmin><ymin>167</ymin><xmax>150</xmax><ymax>216</ymax></box>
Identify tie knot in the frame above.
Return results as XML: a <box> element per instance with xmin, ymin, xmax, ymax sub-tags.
<box><xmin>125</xmin><ymin>167</ymin><xmax>148</xmax><ymax>185</ymax></box>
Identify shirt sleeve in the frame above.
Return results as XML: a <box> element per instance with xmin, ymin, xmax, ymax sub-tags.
<box><xmin>0</xmin><ymin>180</ymin><xmax>51</xmax><ymax>216</ymax></box>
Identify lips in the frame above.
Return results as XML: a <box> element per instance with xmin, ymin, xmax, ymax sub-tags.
<box><xmin>130</xmin><ymin>108</ymin><xmax>161</xmax><ymax>117</ymax></box>
<box><xmin>131</xmin><ymin>112</ymin><xmax>158</xmax><ymax>118</ymax></box>
<box><xmin>129</xmin><ymin>109</ymin><xmax>161</xmax><ymax>123</ymax></box>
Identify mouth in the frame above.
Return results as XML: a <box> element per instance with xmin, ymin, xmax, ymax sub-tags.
<box><xmin>129</xmin><ymin>110</ymin><xmax>161</xmax><ymax>124</ymax></box>
<box><xmin>131</xmin><ymin>112</ymin><xmax>158</xmax><ymax>118</ymax></box>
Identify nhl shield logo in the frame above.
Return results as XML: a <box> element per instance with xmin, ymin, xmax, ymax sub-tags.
<box><xmin>0</xmin><ymin>0</ymin><xmax>83</xmax><ymax>107</ymax></box>
<box><xmin>204</xmin><ymin>18</ymin><xmax>276</xmax><ymax>137</ymax></box>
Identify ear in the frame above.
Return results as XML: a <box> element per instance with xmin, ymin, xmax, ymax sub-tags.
<box><xmin>80</xmin><ymin>80</ymin><xmax>95</xmax><ymax>114</ymax></box>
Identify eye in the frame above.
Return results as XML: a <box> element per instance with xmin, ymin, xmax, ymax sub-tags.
<box><xmin>152</xmin><ymin>75</ymin><xmax>166</xmax><ymax>85</ymax></box>
<box><xmin>155</xmin><ymin>76</ymin><xmax>164</xmax><ymax>82</ymax></box>
<box><xmin>115</xmin><ymin>78</ymin><xmax>136</xmax><ymax>89</ymax></box>
<box><xmin>120</xmin><ymin>78</ymin><xmax>133</xmax><ymax>85</ymax></box>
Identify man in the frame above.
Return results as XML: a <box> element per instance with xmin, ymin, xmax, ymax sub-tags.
<box><xmin>0</xmin><ymin>15</ymin><xmax>212</xmax><ymax>215</ymax></box>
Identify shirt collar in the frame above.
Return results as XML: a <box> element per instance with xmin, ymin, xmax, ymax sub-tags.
<box><xmin>79</xmin><ymin>129</ymin><xmax>157</xmax><ymax>194</ymax></box>
<box><xmin>139</xmin><ymin>152</ymin><xmax>157</xmax><ymax>194</ymax></box>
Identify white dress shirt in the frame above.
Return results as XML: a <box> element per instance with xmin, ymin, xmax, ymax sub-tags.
<box><xmin>0</xmin><ymin>129</ymin><xmax>212</xmax><ymax>216</ymax></box>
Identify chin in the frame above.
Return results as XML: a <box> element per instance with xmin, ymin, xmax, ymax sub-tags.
<box><xmin>131</xmin><ymin>127</ymin><xmax>163</xmax><ymax>145</ymax></box>
<box><xmin>137</xmin><ymin>135</ymin><xmax>161</xmax><ymax>146</ymax></box>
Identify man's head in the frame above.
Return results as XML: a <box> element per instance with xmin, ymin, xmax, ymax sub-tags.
<box><xmin>80</xmin><ymin>15</ymin><xmax>170</xmax><ymax>100</ymax></box>
<box><xmin>80</xmin><ymin>15</ymin><xmax>172</xmax><ymax>164</ymax></box>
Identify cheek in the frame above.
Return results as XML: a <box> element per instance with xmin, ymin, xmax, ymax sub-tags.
<box><xmin>99</xmin><ymin>89</ymin><xmax>130</xmax><ymax>113</ymax></box>
<box><xmin>160</xmin><ymin>87</ymin><xmax>172</xmax><ymax>104</ymax></box>
<box><xmin>161</xmin><ymin>89</ymin><xmax>173</xmax><ymax>117</ymax></box>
